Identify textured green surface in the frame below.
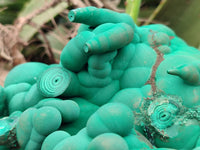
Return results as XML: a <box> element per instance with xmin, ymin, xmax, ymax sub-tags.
<box><xmin>1</xmin><ymin>6</ymin><xmax>200</xmax><ymax>150</ymax></box>
<box><xmin>16</xmin><ymin>107</ymin><xmax>62</xmax><ymax>150</ymax></box>
<box><xmin>4</xmin><ymin>62</ymin><xmax>48</xmax><ymax>87</ymax></box>
<box><xmin>155</xmin><ymin>119</ymin><xmax>200</xmax><ymax>149</ymax></box>
<box><xmin>86</xmin><ymin>103</ymin><xmax>134</xmax><ymax>138</ymax></box>
<box><xmin>60</xmin><ymin>31</ymin><xmax>95</xmax><ymax>72</ymax></box>
<box><xmin>60</xmin><ymin>98</ymin><xmax>98</xmax><ymax>135</ymax></box>
<box><xmin>68</xmin><ymin>6</ymin><xmax>135</xmax><ymax>29</ymax></box>
<box><xmin>37</xmin><ymin>66</ymin><xmax>71</xmax><ymax>97</ymax></box>
<box><xmin>41</xmin><ymin>130</ymin><xmax>70</xmax><ymax>150</ymax></box>
<box><xmin>8</xmin><ymin>83</ymin><xmax>44</xmax><ymax>114</ymax></box>
<box><xmin>84</xmin><ymin>23</ymin><xmax>134</xmax><ymax>54</ymax></box>
<box><xmin>88</xmin><ymin>133</ymin><xmax>129</xmax><ymax>150</ymax></box>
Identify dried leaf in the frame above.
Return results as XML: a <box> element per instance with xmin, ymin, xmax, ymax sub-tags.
<box><xmin>18</xmin><ymin>0</ymin><xmax>68</xmax><ymax>42</ymax></box>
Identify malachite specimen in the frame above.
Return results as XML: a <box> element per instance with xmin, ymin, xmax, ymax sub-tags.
<box><xmin>68</xmin><ymin>6</ymin><xmax>135</xmax><ymax>29</ymax></box>
<box><xmin>37</xmin><ymin>66</ymin><xmax>71</xmax><ymax>97</ymax></box>
<box><xmin>1</xmin><ymin>6</ymin><xmax>200</xmax><ymax>150</ymax></box>
<box><xmin>0</xmin><ymin>111</ymin><xmax>21</xmax><ymax>149</ymax></box>
<box><xmin>83</xmin><ymin>23</ymin><xmax>134</xmax><ymax>54</ymax></box>
<box><xmin>86</xmin><ymin>103</ymin><xmax>134</xmax><ymax>138</ymax></box>
<box><xmin>4</xmin><ymin>62</ymin><xmax>49</xmax><ymax>87</ymax></box>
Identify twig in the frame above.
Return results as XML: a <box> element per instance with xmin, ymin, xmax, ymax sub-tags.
<box><xmin>69</xmin><ymin>0</ymin><xmax>86</xmax><ymax>8</ymax></box>
<box><xmin>83</xmin><ymin>0</ymin><xmax>91</xmax><ymax>6</ymax></box>
<box><xmin>39</xmin><ymin>29</ymin><xmax>56</xmax><ymax>63</ymax></box>
<box><xmin>9</xmin><ymin>0</ymin><xmax>64</xmax><ymax>65</ymax></box>
<box><xmin>143</xmin><ymin>0</ymin><xmax>167</xmax><ymax>25</ymax></box>
<box><xmin>50</xmin><ymin>18</ymin><xmax>65</xmax><ymax>40</ymax></box>
<box><xmin>0</xmin><ymin>7</ymin><xmax>7</xmax><ymax>13</ymax></box>
<box><xmin>15</xmin><ymin>0</ymin><xmax>62</xmax><ymax>31</ymax></box>
<box><xmin>70</xmin><ymin>24</ymin><xmax>81</xmax><ymax>39</ymax></box>
<box><xmin>102</xmin><ymin>0</ymin><xmax>124</xmax><ymax>12</ymax></box>
<box><xmin>1</xmin><ymin>0</ymin><xmax>69</xmax><ymax>66</ymax></box>
<box><xmin>28</xmin><ymin>21</ymin><xmax>56</xmax><ymax>63</ymax></box>
<box><xmin>0</xmin><ymin>50</ymin><xmax>12</xmax><ymax>61</ymax></box>
<box><xmin>59</xmin><ymin>10</ymin><xmax>68</xmax><ymax>19</ymax></box>
<box><xmin>51</xmin><ymin>18</ymin><xmax>59</xmax><ymax>30</ymax></box>
<box><xmin>11</xmin><ymin>44</ymin><xmax>26</xmax><ymax>65</ymax></box>
<box><xmin>0</xmin><ymin>23</ymin><xmax>26</xmax><ymax>65</ymax></box>
<box><xmin>89</xmin><ymin>0</ymin><xmax>103</xmax><ymax>8</ymax></box>
<box><xmin>138</xmin><ymin>18</ymin><xmax>169</xmax><ymax>25</ymax></box>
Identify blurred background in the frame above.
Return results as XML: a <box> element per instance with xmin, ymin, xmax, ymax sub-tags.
<box><xmin>0</xmin><ymin>0</ymin><xmax>200</xmax><ymax>86</ymax></box>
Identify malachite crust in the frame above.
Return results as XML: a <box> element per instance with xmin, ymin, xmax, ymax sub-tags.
<box><xmin>1</xmin><ymin>6</ymin><xmax>200</xmax><ymax>150</ymax></box>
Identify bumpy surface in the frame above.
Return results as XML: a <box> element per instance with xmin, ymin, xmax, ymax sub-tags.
<box><xmin>1</xmin><ymin>6</ymin><xmax>200</xmax><ymax>150</ymax></box>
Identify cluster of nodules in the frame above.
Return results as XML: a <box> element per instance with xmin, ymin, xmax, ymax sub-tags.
<box><xmin>1</xmin><ymin>6</ymin><xmax>200</xmax><ymax>150</ymax></box>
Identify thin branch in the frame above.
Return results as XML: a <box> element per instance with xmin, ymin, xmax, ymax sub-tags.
<box><xmin>143</xmin><ymin>0</ymin><xmax>167</xmax><ymax>25</ymax></box>
<box><xmin>0</xmin><ymin>7</ymin><xmax>7</xmax><ymax>13</ymax></box>
<box><xmin>15</xmin><ymin>0</ymin><xmax>62</xmax><ymax>31</ymax></box>
<box><xmin>39</xmin><ymin>29</ymin><xmax>56</xmax><ymax>63</ymax></box>
<box><xmin>69</xmin><ymin>0</ymin><xmax>86</xmax><ymax>8</ymax></box>
<box><xmin>89</xmin><ymin>0</ymin><xmax>104</xmax><ymax>8</ymax></box>
<box><xmin>0</xmin><ymin>50</ymin><xmax>12</xmax><ymax>61</ymax></box>
<box><xmin>83</xmin><ymin>0</ymin><xmax>91</xmax><ymax>6</ymax></box>
<box><xmin>28</xmin><ymin>21</ymin><xmax>56</xmax><ymax>63</ymax></box>
<box><xmin>102</xmin><ymin>0</ymin><xmax>124</xmax><ymax>12</ymax></box>
<box><xmin>138</xmin><ymin>18</ymin><xmax>169</xmax><ymax>25</ymax></box>
<box><xmin>51</xmin><ymin>18</ymin><xmax>59</xmax><ymax>30</ymax></box>
<box><xmin>0</xmin><ymin>0</ymin><xmax>70</xmax><ymax>66</ymax></box>
<box><xmin>0</xmin><ymin>23</ymin><xmax>24</xmax><ymax>64</ymax></box>
<box><xmin>11</xmin><ymin>44</ymin><xmax>26</xmax><ymax>65</ymax></box>
<box><xmin>70</xmin><ymin>24</ymin><xmax>80</xmax><ymax>39</ymax></box>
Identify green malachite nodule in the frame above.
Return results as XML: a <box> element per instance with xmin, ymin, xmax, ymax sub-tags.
<box><xmin>60</xmin><ymin>31</ymin><xmax>95</xmax><ymax>72</ymax></box>
<box><xmin>86</xmin><ymin>103</ymin><xmax>134</xmax><ymax>138</ymax></box>
<box><xmin>84</xmin><ymin>23</ymin><xmax>134</xmax><ymax>54</ymax></box>
<box><xmin>68</xmin><ymin>6</ymin><xmax>135</xmax><ymax>30</ymax></box>
<box><xmin>1</xmin><ymin>6</ymin><xmax>200</xmax><ymax>150</ymax></box>
<box><xmin>87</xmin><ymin>133</ymin><xmax>129</xmax><ymax>150</ymax></box>
<box><xmin>4</xmin><ymin>62</ymin><xmax>49</xmax><ymax>87</ymax></box>
<box><xmin>37</xmin><ymin>66</ymin><xmax>71</xmax><ymax>97</ymax></box>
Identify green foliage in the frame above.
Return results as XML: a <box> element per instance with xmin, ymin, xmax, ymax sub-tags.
<box><xmin>18</xmin><ymin>0</ymin><xmax>68</xmax><ymax>42</ymax></box>
<box><xmin>125</xmin><ymin>0</ymin><xmax>141</xmax><ymax>24</ymax></box>
<box><xmin>0</xmin><ymin>0</ymin><xmax>28</xmax><ymax>24</ymax></box>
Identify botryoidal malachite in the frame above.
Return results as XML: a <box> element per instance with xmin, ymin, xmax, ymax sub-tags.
<box><xmin>1</xmin><ymin>6</ymin><xmax>200</xmax><ymax>150</ymax></box>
